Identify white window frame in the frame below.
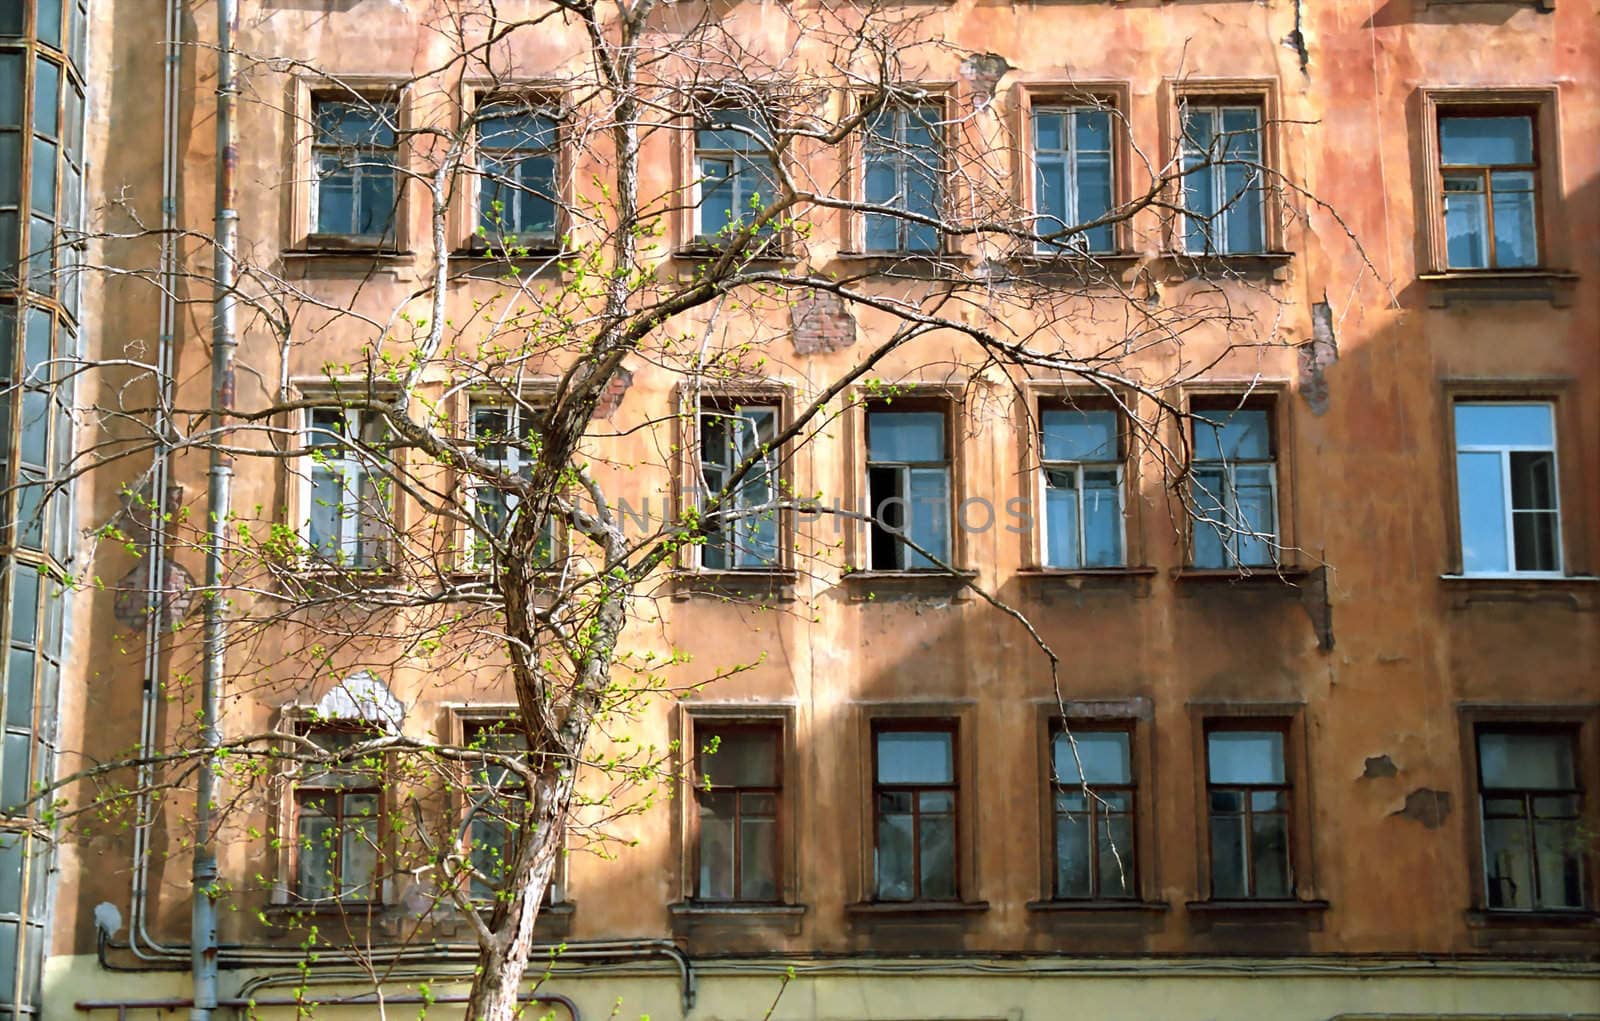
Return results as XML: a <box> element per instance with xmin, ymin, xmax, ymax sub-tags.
<box><xmin>697</xmin><ymin>402</ymin><xmax>782</xmax><ymax>571</ymax></box>
<box><xmin>300</xmin><ymin>406</ymin><xmax>389</xmax><ymax>569</ymax></box>
<box><xmin>1454</xmin><ymin>400</ymin><xmax>1563</xmax><ymax>579</ymax></box>
<box><xmin>1032</xmin><ymin>104</ymin><xmax>1115</xmax><ymax>255</ymax></box>
<box><xmin>865</xmin><ymin>409</ymin><xmax>953</xmax><ymax>572</ymax></box>
<box><xmin>1189</xmin><ymin>409</ymin><xmax>1279</xmax><ymax>570</ymax></box>
<box><xmin>862</xmin><ymin>102</ymin><xmax>944</xmax><ymax>254</ymax></box>
<box><xmin>1178</xmin><ymin>101</ymin><xmax>1265</xmax><ymax>256</ymax></box>
<box><xmin>1038</xmin><ymin>414</ymin><xmax>1126</xmax><ymax>570</ymax></box>
<box><xmin>466</xmin><ymin>398</ymin><xmax>553</xmax><ymax>571</ymax></box>
<box><xmin>693</xmin><ymin>109</ymin><xmax>777</xmax><ymax>242</ymax></box>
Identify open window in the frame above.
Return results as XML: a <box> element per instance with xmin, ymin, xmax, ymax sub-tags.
<box><xmin>697</xmin><ymin>400</ymin><xmax>782</xmax><ymax>571</ymax></box>
<box><xmin>865</xmin><ymin>401</ymin><xmax>953</xmax><ymax>571</ymax></box>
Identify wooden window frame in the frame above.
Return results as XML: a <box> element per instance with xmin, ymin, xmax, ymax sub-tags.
<box><xmin>1011</xmin><ymin>83</ymin><xmax>1132</xmax><ymax>258</ymax></box>
<box><xmin>1048</xmin><ymin>720</ymin><xmax>1139</xmax><ymax>901</ymax></box>
<box><xmin>1188</xmin><ymin>702</ymin><xmax>1317</xmax><ymax>904</ymax></box>
<box><xmin>862</xmin><ymin>395</ymin><xmax>957</xmax><ymax>572</ymax></box>
<box><xmin>1164</xmin><ymin>79</ymin><xmax>1284</xmax><ymax>256</ymax></box>
<box><xmin>871</xmin><ymin>718</ymin><xmax>961</xmax><ymax>903</ymax></box>
<box><xmin>461</xmin><ymin>392</ymin><xmax>557</xmax><ymax>574</ymax></box>
<box><xmin>1473</xmin><ymin>724</ymin><xmax>1586</xmax><ymax>911</ymax></box>
<box><xmin>691</xmin><ymin>721</ymin><xmax>784</xmax><ymax>903</ymax></box>
<box><xmin>672</xmin><ymin>97</ymin><xmax>792</xmax><ymax>255</ymax></box>
<box><xmin>672</xmin><ymin>382</ymin><xmax>794</xmax><ymax>574</ymax></box>
<box><xmin>674</xmin><ymin>704</ymin><xmax>798</xmax><ymax>907</ymax></box>
<box><xmin>1419</xmin><ymin>88</ymin><xmax>1565</xmax><ymax>276</ymax></box>
<box><xmin>293</xmin><ymin>400</ymin><xmax>395</xmax><ymax>572</ymax></box>
<box><xmin>287</xmin><ymin>720</ymin><xmax>386</xmax><ymax>907</ymax></box>
<box><xmin>840</xmin><ymin>87</ymin><xmax>956</xmax><ymax>256</ymax></box>
<box><xmin>1203</xmin><ymin>720</ymin><xmax>1294</xmax><ymax>900</ymax></box>
<box><xmin>1182</xmin><ymin>386</ymin><xmax>1293</xmax><ymax>571</ymax></box>
<box><xmin>286</xmin><ymin>76</ymin><xmax>410</xmax><ymax>254</ymax></box>
<box><xmin>456</xmin><ymin>85</ymin><xmax>570</xmax><ymax>256</ymax></box>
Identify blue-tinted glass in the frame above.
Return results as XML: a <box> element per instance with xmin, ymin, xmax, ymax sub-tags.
<box><xmin>878</xmin><ymin>730</ymin><xmax>953</xmax><ymax>784</ymax></box>
<box><xmin>1034</xmin><ymin>111</ymin><xmax>1063</xmax><ymax>152</ymax></box>
<box><xmin>1078</xmin><ymin>152</ymin><xmax>1113</xmax><ymax>249</ymax></box>
<box><xmin>1183</xmin><ymin>108</ymin><xmax>1216</xmax><ymax>153</ymax></box>
<box><xmin>0</xmin><ymin>52</ymin><xmax>20</xmax><ymax>127</ymax></box>
<box><xmin>1455</xmin><ymin>403</ymin><xmax>1553</xmax><ymax>448</ymax></box>
<box><xmin>904</xmin><ymin>164</ymin><xmax>939</xmax><ymax>250</ymax></box>
<box><xmin>869</xmin><ymin>411</ymin><xmax>945</xmax><ymax>461</ymax></box>
<box><xmin>36</xmin><ymin>0</ymin><xmax>61</xmax><ymax>47</ymax></box>
<box><xmin>1491</xmin><ymin>175</ymin><xmax>1537</xmax><ymax>268</ymax></box>
<box><xmin>316</xmin><ymin>102</ymin><xmax>396</xmax><ymax>147</ymax></box>
<box><xmin>357</xmin><ymin>165</ymin><xmax>394</xmax><ymax>236</ymax></box>
<box><xmin>1194</xmin><ymin>409</ymin><xmax>1270</xmax><ymax>460</ymax></box>
<box><xmin>905</xmin><ymin>466</ymin><xmax>949</xmax><ymax>568</ymax></box>
<box><xmin>32</xmin><ymin>57</ymin><xmax>58</xmax><ymax>136</ymax></box>
<box><xmin>1220</xmin><ymin>107</ymin><xmax>1260</xmax><ymax>158</ymax></box>
<box><xmin>22</xmin><ymin>308</ymin><xmax>48</xmax><ymax>381</ymax></box>
<box><xmin>1054</xmin><ymin>730</ymin><xmax>1130</xmax><ymax>785</ymax></box>
<box><xmin>10</xmin><ymin>569</ymin><xmax>37</xmax><ymax>646</ymax></box>
<box><xmin>478</xmin><ymin>110</ymin><xmax>556</xmax><ymax>152</ymax></box>
<box><xmin>29</xmin><ymin>136</ymin><xmax>55</xmax><ymax>215</ymax></box>
<box><xmin>0</xmin><ymin>132</ymin><xmax>18</xmax><ymax>206</ymax></box>
<box><xmin>1076</xmin><ymin>110</ymin><xmax>1111</xmax><ymax>152</ymax></box>
<box><xmin>1042</xmin><ymin>409</ymin><xmax>1117</xmax><ymax>462</ymax></box>
<box><xmin>1441</xmin><ymin>116</ymin><xmax>1533</xmax><ymax>166</ymax></box>
<box><xmin>1036</xmin><ymin>159</ymin><xmax>1066</xmax><ymax>227</ymax></box>
<box><xmin>1183</xmin><ymin>162</ymin><xmax>1216</xmax><ymax>251</ymax></box>
<box><xmin>1043</xmin><ymin>471</ymin><xmax>1079</xmax><ymax>567</ymax></box>
<box><xmin>0</xmin><ymin>1</ymin><xmax>22</xmax><ymax>35</ymax></box>
<box><xmin>6</xmin><ymin>647</ymin><xmax>34</xmax><ymax>728</ymax></box>
<box><xmin>1222</xmin><ymin>161</ymin><xmax>1263</xmax><ymax>253</ymax></box>
<box><xmin>1082</xmin><ymin>469</ymin><xmax>1123</xmax><ymax>567</ymax></box>
<box><xmin>2</xmin><ymin>731</ymin><xmax>31</xmax><ymax>810</ymax></box>
<box><xmin>0</xmin><ymin>839</ymin><xmax>20</xmax><ymax>914</ymax></box>
<box><xmin>1479</xmin><ymin>732</ymin><xmax>1575</xmax><ymax>790</ymax></box>
<box><xmin>1444</xmin><ymin>173</ymin><xmax>1489</xmax><ymax>268</ymax></box>
<box><xmin>697</xmin><ymin>157</ymin><xmax>733</xmax><ymax>235</ymax></box>
<box><xmin>1457</xmin><ymin>451</ymin><xmax>1508</xmax><ymax>574</ymax></box>
<box><xmin>1207</xmin><ymin>731</ymin><xmax>1284</xmax><ymax>784</ymax></box>
<box><xmin>697</xmin><ymin>109</ymin><xmax>770</xmax><ymax>153</ymax></box>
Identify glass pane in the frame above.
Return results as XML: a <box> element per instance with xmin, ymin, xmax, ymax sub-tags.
<box><xmin>905</xmin><ymin>467</ymin><xmax>949</xmax><ymax>568</ymax></box>
<box><xmin>1055</xmin><ymin>810</ymin><xmax>1090</xmax><ymax>898</ymax></box>
<box><xmin>1097</xmin><ymin>814</ymin><xmax>1136</xmax><ymax>898</ymax></box>
<box><xmin>1081</xmin><ymin>469</ymin><xmax>1124</xmax><ymax>567</ymax></box>
<box><xmin>1456</xmin><ymin>451</ymin><xmax>1508</xmax><ymax>574</ymax></box>
<box><xmin>698</xmin><ymin>728</ymin><xmax>776</xmax><ymax>787</ymax></box>
<box><xmin>35</xmin><ymin>0</ymin><xmax>60</xmax><ymax>47</ymax></box>
<box><xmin>0</xmin><ymin>920</ymin><xmax>14</xmax><ymax>1005</ymax></box>
<box><xmin>1233</xmin><ymin>470</ymin><xmax>1277</xmax><ymax>566</ymax></box>
<box><xmin>875</xmin><ymin>802</ymin><xmax>914</xmax><ymax>900</ymax></box>
<box><xmin>28</xmin><ymin>213</ymin><xmax>54</xmax><ymax>293</ymax></box>
<box><xmin>1441</xmin><ymin>115</ymin><xmax>1533</xmax><ymax>166</ymax></box>
<box><xmin>32</xmin><ymin>57</ymin><xmax>58</xmax><ymax>136</ymax></box>
<box><xmin>698</xmin><ymin>157</ymin><xmax>733</xmax><ymax>236</ymax></box>
<box><xmin>1207</xmin><ymin>730</ymin><xmax>1285</xmax><ymax>784</ymax></box>
<box><xmin>697</xmin><ymin>791</ymin><xmax>735</xmax><ymax>900</ymax></box>
<box><xmin>1077</xmin><ymin>151</ymin><xmax>1114</xmax><ymax>250</ymax></box>
<box><xmin>1042</xmin><ymin>470</ymin><xmax>1079</xmax><ymax>569</ymax></box>
<box><xmin>341</xmin><ymin>812</ymin><xmax>378</xmax><ymax>898</ymax></box>
<box><xmin>0</xmin><ymin>132</ymin><xmax>17</xmax><ymax>207</ymax></box>
<box><xmin>1443</xmin><ymin>172</ymin><xmax>1489</xmax><ymax>269</ymax></box>
<box><xmin>0</xmin><ymin>839</ymin><xmax>20</xmax><ymax>914</ymax></box>
<box><xmin>1533</xmin><ymin>818</ymin><xmax>1583</xmax><ymax>909</ymax></box>
<box><xmin>1033</xmin><ymin>111</ymin><xmax>1063</xmax><ymax>153</ymax></box>
<box><xmin>1456</xmin><ymin>403</ymin><xmax>1554</xmax><ymax>449</ymax></box>
<box><xmin>1189</xmin><ymin>467</ymin><xmax>1227</xmax><ymax>569</ymax></box>
<box><xmin>1042</xmin><ymin>409</ymin><xmax>1118</xmax><ymax>462</ymax></box>
<box><xmin>1512</xmin><ymin>511</ymin><xmax>1560</xmax><ymax>573</ymax></box>
<box><xmin>0</xmin><ymin>53</ymin><xmax>19</xmax><ymax>128</ymax></box>
<box><xmin>1193</xmin><ymin>409</ymin><xmax>1270</xmax><ymax>461</ymax></box>
<box><xmin>739</xmin><ymin>815</ymin><xmax>778</xmax><ymax>900</ymax></box>
<box><xmin>468</xmin><ymin>814</ymin><xmax>509</xmax><ymax>899</ymax></box>
<box><xmin>308</xmin><ymin>465</ymin><xmax>345</xmax><ymax>556</ymax></box>
<box><xmin>1491</xmin><ymin>185</ymin><xmax>1537</xmax><ymax>268</ymax></box>
<box><xmin>357</xmin><ymin>167</ymin><xmax>394</xmax><ymax>236</ymax></box>
<box><xmin>918</xmin><ymin>812</ymin><xmax>957</xmax><ymax>900</ymax></box>
<box><xmin>1483</xmin><ymin>816</ymin><xmax>1532</xmax><ymax>909</ymax></box>
<box><xmin>1035</xmin><ymin>160</ymin><xmax>1067</xmax><ymax>242</ymax></box>
<box><xmin>868</xmin><ymin>411</ymin><xmax>944</xmax><ymax>462</ymax></box>
<box><xmin>1209</xmin><ymin>813</ymin><xmax>1247</xmax><ymax>898</ymax></box>
<box><xmin>1251</xmin><ymin>813</ymin><xmax>1291</xmax><ymax>898</ymax></box>
<box><xmin>1221</xmin><ymin>161</ymin><xmax>1263</xmax><ymax>254</ymax></box>
<box><xmin>3</xmin><ymin>730</ymin><xmax>34</xmax><ymax>810</ymax></box>
<box><xmin>22</xmin><ymin>307</ymin><xmax>47</xmax><ymax>382</ymax></box>
<box><xmin>904</xmin><ymin>162</ymin><xmax>940</xmax><ymax>251</ymax></box>
<box><xmin>6</xmin><ymin>648</ymin><xmax>34</xmax><ymax>728</ymax></box>
<box><xmin>0</xmin><ymin>4</ymin><xmax>20</xmax><ymax>36</ymax></box>
<box><xmin>9</xmin><ymin>570</ymin><xmax>36</xmax><ymax>646</ymax></box>
<box><xmin>697</xmin><ymin>109</ymin><xmax>770</xmax><ymax>153</ymax></box>
<box><xmin>315</xmin><ymin>101</ymin><xmax>396</xmax><ymax>147</ymax></box>
<box><xmin>478</xmin><ymin>110</ymin><xmax>556</xmax><ymax>152</ymax></box>
<box><xmin>877</xmin><ymin>730</ymin><xmax>953</xmax><ymax>784</ymax></box>
<box><xmin>315</xmin><ymin>166</ymin><xmax>355</xmax><ymax>234</ymax></box>
<box><xmin>20</xmin><ymin>389</ymin><xmax>46</xmax><ymax>466</ymax></box>
<box><xmin>1053</xmin><ymin>730</ymin><xmax>1131</xmax><ymax>786</ymax></box>
<box><xmin>1508</xmin><ymin>450</ymin><xmax>1557</xmax><ymax>511</ymax></box>
<box><xmin>1479</xmin><ymin>731</ymin><xmax>1575</xmax><ymax>789</ymax></box>
<box><xmin>1182</xmin><ymin>160</ymin><xmax>1216</xmax><ymax>252</ymax></box>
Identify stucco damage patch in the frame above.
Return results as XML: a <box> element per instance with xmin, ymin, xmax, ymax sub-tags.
<box><xmin>1362</xmin><ymin>754</ymin><xmax>1398</xmax><ymax>779</ymax></box>
<box><xmin>1393</xmin><ymin>788</ymin><xmax>1452</xmax><ymax>829</ymax></box>
<box><xmin>1298</xmin><ymin>300</ymin><xmax>1338</xmax><ymax>415</ymax></box>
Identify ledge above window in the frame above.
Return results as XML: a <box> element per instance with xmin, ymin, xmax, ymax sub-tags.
<box><xmin>1419</xmin><ymin>269</ymin><xmax>1578</xmax><ymax>308</ymax></box>
<box><xmin>840</xmin><ymin>568</ymin><xmax>977</xmax><ymax>602</ymax></box>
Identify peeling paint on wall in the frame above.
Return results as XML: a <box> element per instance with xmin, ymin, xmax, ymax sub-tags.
<box><xmin>1362</xmin><ymin>754</ymin><xmax>1398</xmax><ymax>779</ymax></box>
<box><xmin>1393</xmin><ymin>788</ymin><xmax>1452</xmax><ymax>829</ymax></box>
<box><xmin>1298</xmin><ymin>300</ymin><xmax>1338</xmax><ymax>415</ymax></box>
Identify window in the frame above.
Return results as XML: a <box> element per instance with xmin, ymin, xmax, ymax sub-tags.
<box><xmin>1206</xmin><ymin>727</ymin><xmax>1291</xmax><ymax>900</ymax></box>
<box><xmin>1178</xmin><ymin>102</ymin><xmax>1264</xmax><ymax>255</ymax></box>
<box><xmin>873</xmin><ymin>724</ymin><xmax>957</xmax><ymax>902</ymax></box>
<box><xmin>866</xmin><ymin>406</ymin><xmax>951</xmax><ymax>570</ymax></box>
<box><xmin>477</xmin><ymin>101</ymin><xmax>558</xmax><ymax>245</ymax></box>
<box><xmin>1438</xmin><ymin>113</ymin><xmax>1539</xmax><ymax>270</ymax></box>
<box><xmin>863</xmin><ymin>102</ymin><xmax>942</xmax><ymax>253</ymax></box>
<box><xmin>1040</xmin><ymin>405</ymin><xmax>1124</xmax><ymax>568</ymax></box>
<box><xmin>694</xmin><ymin>725</ymin><xmax>781</xmax><ymax>902</ymax></box>
<box><xmin>311</xmin><ymin>98</ymin><xmax>398</xmax><ymax>240</ymax></box>
<box><xmin>1476</xmin><ymin>729</ymin><xmax>1585</xmax><ymax>911</ymax></box>
<box><xmin>1032</xmin><ymin>105</ymin><xmax>1114</xmax><ymax>254</ymax></box>
<box><xmin>698</xmin><ymin>402</ymin><xmax>780</xmax><ymax>570</ymax></box>
<box><xmin>304</xmin><ymin>406</ymin><xmax>390</xmax><ymax>569</ymax></box>
<box><xmin>1454</xmin><ymin>402</ymin><xmax>1561</xmax><ymax>576</ymax></box>
<box><xmin>462</xmin><ymin>720</ymin><xmax>529</xmax><ymax>903</ymax></box>
<box><xmin>695</xmin><ymin>109</ymin><xmax>777</xmax><ymax>242</ymax></box>
<box><xmin>293</xmin><ymin>726</ymin><xmax>381</xmax><ymax>903</ymax></box>
<box><xmin>1051</xmin><ymin>727</ymin><xmax>1135</xmax><ymax>900</ymax></box>
<box><xmin>468</xmin><ymin>400</ymin><xmax>554</xmax><ymax>569</ymax></box>
<box><xmin>1189</xmin><ymin>402</ymin><xmax>1277</xmax><ymax>569</ymax></box>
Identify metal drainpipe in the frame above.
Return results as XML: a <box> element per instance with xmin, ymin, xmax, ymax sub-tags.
<box><xmin>192</xmin><ymin>0</ymin><xmax>239</xmax><ymax>1013</ymax></box>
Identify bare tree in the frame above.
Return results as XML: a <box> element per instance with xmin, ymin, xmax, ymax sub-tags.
<box><xmin>28</xmin><ymin>0</ymin><xmax>1370</xmax><ymax>1017</ymax></box>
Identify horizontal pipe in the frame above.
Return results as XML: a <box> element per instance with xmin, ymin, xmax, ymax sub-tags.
<box><xmin>75</xmin><ymin>992</ymin><xmax>579</xmax><ymax>1018</ymax></box>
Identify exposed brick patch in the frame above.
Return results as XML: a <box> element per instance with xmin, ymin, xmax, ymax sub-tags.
<box><xmin>1362</xmin><ymin>754</ymin><xmax>1398</xmax><ymax>779</ymax></box>
<box><xmin>112</xmin><ymin>560</ymin><xmax>197</xmax><ymax>629</ymax></box>
<box><xmin>594</xmin><ymin>366</ymin><xmax>634</xmax><ymax>419</ymax></box>
<box><xmin>1393</xmin><ymin>788</ymin><xmax>1452</xmax><ymax>829</ymax></box>
<box><xmin>959</xmin><ymin>52</ymin><xmax>1013</xmax><ymax>110</ymax></box>
<box><xmin>1297</xmin><ymin>300</ymin><xmax>1338</xmax><ymax>416</ymax></box>
<box><xmin>792</xmin><ymin>292</ymin><xmax>856</xmax><ymax>355</ymax></box>
<box><xmin>117</xmin><ymin>480</ymin><xmax>186</xmax><ymax>545</ymax></box>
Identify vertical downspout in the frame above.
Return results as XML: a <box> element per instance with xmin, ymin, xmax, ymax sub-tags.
<box><xmin>192</xmin><ymin>0</ymin><xmax>237</xmax><ymax>1013</ymax></box>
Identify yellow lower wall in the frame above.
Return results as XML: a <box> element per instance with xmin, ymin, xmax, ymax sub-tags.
<box><xmin>42</xmin><ymin>954</ymin><xmax>1600</xmax><ymax>1021</ymax></box>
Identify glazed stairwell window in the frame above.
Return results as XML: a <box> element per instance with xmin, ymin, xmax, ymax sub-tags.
<box><xmin>292</xmin><ymin>726</ymin><xmax>382</xmax><ymax>904</ymax></box>
<box><xmin>1051</xmin><ymin>727</ymin><xmax>1136</xmax><ymax>900</ymax></box>
<box><xmin>1178</xmin><ymin>101</ymin><xmax>1265</xmax><ymax>255</ymax></box>
<box><xmin>1476</xmin><ymin>728</ymin><xmax>1586</xmax><ymax>911</ymax></box>
<box><xmin>467</xmin><ymin>400</ymin><xmax>554</xmax><ymax>571</ymax></box>
<box><xmin>863</xmin><ymin>101</ymin><xmax>943</xmax><ymax>253</ymax></box>
<box><xmin>1206</xmin><ymin>727</ymin><xmax>1292</xmax><ymax>900</ymax></box>
<box><xmin>476</xmin><ymin>99</ymin><xmax>558</xmax><ymax>250</ymax></box>
<box><xmin>866</xmin><ymin>405</ymin><xmax>951</xmax><ymax>570</ymax></box>
<box><xmin>1189</xmin><ymin>400</ymin><xmax>1278</xmax><ymax>569</ymax></box>
<box><xmin>1454</xmin><ymin>402</ymin><xmax>1561</xmax><ymax>576</ymax></box>
<box><xmin>698</xmin><ymin>401</ymin><xmax>780</xmax><ymax>571</ymax></box>
<box><xmin>695</xmin><ymin>108</ymin><xmax>779</xmax><ymax>243</ymax></box>
<box><xmin>1439</xmin><ymin>112</ymin><xmax>1539</xmax><ymax>270</ymax></box>
<box><xmin>1032</xmin><ymin>105</ymin><xmax>1114</xmax><ymax>254</ymax></box>
<box><xmin>874</xmin><ymin>724</ymin><xmax>958</xmax><ymax>902</ymax></box>
<box><xmin>1040</xmin><ymin>404</ymin><xmax>1124</xmax><ymax>568</ymax></box>
<box><xmin>310</xmin><ymin>97</ymin><xmax>399</xmax><ymax>244</ymax></box>
<box><xmin>694</xmin><ymin>725</ymin><xmax>782</xmax><ymax>902</ymax></box>
<box><xmin>302</xmin><ymin>406</ymin><xmax>391</xmax><ymax>570</ymax></box>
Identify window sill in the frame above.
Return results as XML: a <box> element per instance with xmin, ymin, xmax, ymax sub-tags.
<box><xmin>669</xmin><ymin>901</ymin><xmax>807</xmax><ymax>936</ymax></box>
<box><xmin>1171</xmin><ymin>565</ymin><xmax>1311</xmax><ymax>584</ymax></box>
<box><xmin>675</xmin><ymin>241</ymin><xmax>795</xmax><ymax>264</ymax></box>
<box><xmin>1466</xmin><ymin>908</ymin><xmax>1599</xmax><ymax>928</ymax></box>
<box><xmin>1441</xmin><ymin>573</ymin><xmax>1599</xmax><ymax>611</ymax></box>
<box><xmin>1017</xmin><ymin>566</ymin><xmax>1158</xmax><ymax>598</ymax></box>
<box><xmin>840</xmin><ymin>569</ymin><xmax>978</xmax><ymax>602</ymax></box>
<box><xmin>1027</xmin><ymin>899</ymin><xmax>1169</xmax><ymax>914</ymax></box>
<box><xmin>285</xmin><ymin>238</ymin><xmax>409</xmax><ymax>259</ymax></box>
<box><xmin>1186</xmin><ymin>898</ymin><xmax>1329</xmax><ymax>916</ymax></box>
<box><xmin>1420</xmin><ymin>268</ymin><xmax>1578</xmax><ymax>308</ymax></box>
<box><xmin>1159</xmin><ymin>251</ymin><xmax>1295</xmax><ymax>282</ymax></box>
<box><xmin>264</xmin><ymin>899</ymin><xmax>386</xmax><ymax>918</ymax></box>
<box><xmin>669</xmin><ymin>568</ymin><xmax>798</xmax><ymax>602</ymax></box>
<box><xmin>845</xmin><ymin>900</ymin><xmax>989</xmax><ymax>918</ymax></box>
<box><xmin>1465</xmin><ymin>908</ymin><xmax>1600</xmax><ymax>950</ymax></box>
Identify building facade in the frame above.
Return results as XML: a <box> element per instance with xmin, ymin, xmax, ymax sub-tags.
<box><xmin>14</xmin><ymin>0</ymin><xmax>1600</xmax><ymax>1019</ymax></box>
